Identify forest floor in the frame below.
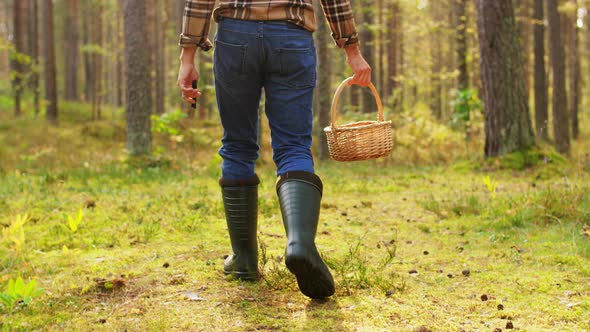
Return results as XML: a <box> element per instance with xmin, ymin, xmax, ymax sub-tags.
<box><xmin>1</xmin><ymin>104</ymin><xmax>590</xmax><ymax>331</ymax></box>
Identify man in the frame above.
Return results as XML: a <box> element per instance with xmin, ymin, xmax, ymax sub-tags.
<box><xmin>177</xmin><ymin>0</ymin><xmax>371</xmax><ymax>299</ymax></box>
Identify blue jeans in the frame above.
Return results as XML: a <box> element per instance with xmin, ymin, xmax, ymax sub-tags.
<box><xmin>213</xmin><ymin>17</ymin><xmax>317</xmax><ymax>181</ymax></box>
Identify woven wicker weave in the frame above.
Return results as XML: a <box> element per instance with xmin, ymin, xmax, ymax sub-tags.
<box><xmin>324</xmin><ymin>77</ymin><xmax>393</xmax><ymax>161</ymax></box>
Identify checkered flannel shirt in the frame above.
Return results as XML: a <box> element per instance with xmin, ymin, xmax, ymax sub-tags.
<box><xmin>179</xmin><ymin>0</ymin><xmax>359</xmax><ymax>51</ymax></box>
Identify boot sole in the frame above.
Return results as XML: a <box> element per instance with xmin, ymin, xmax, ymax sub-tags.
<box><xmin>223</xmin><ymin>269</ymin><xmax>259</xmax><ymax>282</ymax></box>
<box><xmin>285</xmin><ymin>254</ymin><xmax>335</xmax><ymax>299</ymax></box>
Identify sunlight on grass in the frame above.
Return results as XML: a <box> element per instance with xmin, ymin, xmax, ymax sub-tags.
<box><xmin>1</xmin><ymin>106</ymin><xmax>589</xmax><ymax>330</ymax></box>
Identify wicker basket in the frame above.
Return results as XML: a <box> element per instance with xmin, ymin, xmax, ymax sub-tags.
<box><xmin>324</xmin><ymin>77</ymin><xmax>393</xmax><ymax>161</ymax></box>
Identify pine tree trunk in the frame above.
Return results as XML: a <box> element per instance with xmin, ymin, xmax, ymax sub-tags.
<box><xmin>146</xmin><ymin>0</ymin><xmax>156</xmax><ymax>115</ymax></box>
<box><xmin>315</xmin><ymin>1</ymin><xmax>331</xmax><ymax>160</ymax></box>
<box><xmin>361</xmin><ymin>1</ymin><xmax>375</xmax><ymax>112</ymax></box>
<box><xmin>155</xmin><ymin>0</ymin><xmax>166</xmax><ymax>115</ymax></box>
<box><xmin>387</xmin><ymin>0</ymin><xmax>399</xmax><ymax>105</ymax></box>
<box><xmin>116</xmin><ymin>5</ymin><xmax>124</xmax><ymax>107</ymax></box>
<box><xmin>82</xmin><ymin>2</ymin><xmax>92</xmax><ymax>104</ymax></box>
<box><xmin>533</xmin><ymin>0</ymin><xmax>549</xmax><ymax>140</ymax></box>
<box><xmin>30</xmin><ymin>0</ymin><xmax>39</xmax><ymax>115</ymax></box>
<box><xmin>430</xmin><ymin>1</ymin><xmax>443</xmax><ymax>119</ymax></box>
<box><xmin>377</xmin><ymin>0</ymin><xmax>384</xmax><ymax>95</ymax></box>
<box><xmin>12</xmin><ymin>0</ymin><xmax>24</xmax><ymax>116</ymax></box>
<box><xmin>546</xmin><ymin>0</ymin><xmax>571</xmax><ymax>154</ymax></box>
<box><xmin>455</xmin><ymin>0</ymin><xmax>469</xmax><ymax>90</ymax></box>
<box><xmin>97</xmin><ymin>4</ymin><xmax>103</xmax><ymax>120</ymax></box>
<box><xmin>569</xmin><ymin>0</ymin><xmax>580</xmax><ymax>140</ymax></box>
<box><xmin>517</xmin><ymin>0</ymin><xmax>531</xmax><ymax>94</ymax></box>
<box><xmin>124</xmin><ymin>0</ymin><xmax>152</xmax><ymax>155</ymax></box>
<box><xmin>475</xmin><ymin>0</ymin><xmax>535</xmax><ymax>157</ymax></box>
<box><xmin>42</xmin><ymin>0</ymin><xmax>58</xmax><ymax>124</ymax></box>
<box><xmin>398</xmin><ymin>7</ymin><xmax>405</xmax><ymax>109</ymax></box>
<box><xmin>64</xmin><ymin>0</ymin><xmax>79</xmax><ymax>101</ymax></box>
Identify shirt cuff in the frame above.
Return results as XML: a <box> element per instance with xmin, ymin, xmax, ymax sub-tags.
<box><xmin>333</xmin><ymin>32</ymin><xmax>359</xmax><ymax>48</ymax></box>
<box><xmin>179</xmin><ymin>34</ymin><xmax>213</xmax><ymax>52</ymax></box>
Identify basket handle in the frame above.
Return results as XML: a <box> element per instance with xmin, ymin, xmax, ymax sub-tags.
<box><xmin>330</xmin><ymin>77</ymin><xmax>384</xmax><ymax>128</ymax></box>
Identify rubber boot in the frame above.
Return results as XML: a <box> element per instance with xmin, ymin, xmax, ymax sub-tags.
<box><xmin>220</xmin><ymin>175</ymin><xmax>260</xmax><ymax>281</ymax></box>
<box><xmin>276</xmin><ymin>171</ymin><xmax>335</xmax><ymax>299</ymax></box>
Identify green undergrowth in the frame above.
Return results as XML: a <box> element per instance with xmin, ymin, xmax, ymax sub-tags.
<box><xmin>1</xmin><ymin>105</ymin><xmax>590</xmax><ymax>330</ymax></box>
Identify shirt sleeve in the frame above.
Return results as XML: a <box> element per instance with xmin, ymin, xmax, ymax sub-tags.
<box><xmin>319</xmin><ymin>0</ymin><xmax>359</xmax><ymax>48</ymax></box>
<box><xmin>179</xmin><ymin>0</ymin><xmax>215</xmax><ymax>51</ymax></box>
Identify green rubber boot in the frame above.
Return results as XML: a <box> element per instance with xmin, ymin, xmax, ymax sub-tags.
<box><xmin>220</xmin><ymin>175</ymin><xmax>260</xmax><ymax>281</ymax></box>
<box><xmin>277</xmin><ymin>171</ymin><xmax>335</xmax><ymax>299</ymax></box>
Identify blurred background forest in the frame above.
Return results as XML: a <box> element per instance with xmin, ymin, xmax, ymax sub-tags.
<box><xmin>0</xmin><ymin>0</ymin><xmax>589</xmax><ymax>168</ymax></box>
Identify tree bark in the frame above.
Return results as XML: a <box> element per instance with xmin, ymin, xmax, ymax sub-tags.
<box><xmin>30</xmin><ymin>0</ymin><xmax>40</xmax><ymax>115</ymax></box>
<box><xmin>517</xmin><ymin>0</ymin><xmax>531</xmax><ymax>94</ymax></box>
<box><xmin>377</xmin><ymin>0</ymin><xmax>384</xmax><ymax>95</ymax></box>
<box><xmin>154</xmin><ymin>0</ymin><xmax>166</xmax><ymax>115</ymax></box>
<box><xmin>475</xmin><ymin>0</ymin><xmax>535</xmax><ymax>157</ymax></box>
<box><xmin>568</xmin><ymin>0</ymin><xmax>580</xmax><ymax>140</ymax></box>
<box><xmin>42</xmin><ymin>0</ymin><xmax>58</xmax><ymax>124</ymax></box>
<box><xmin>93</xmin><ymin>4</ymin><xmax>103</xmax><ymax>120</ymax></box>
<box><xmin>455</xmin><ymin>0</ymin><xmax>469</xmax><ymax>90</ymax></box>
<box><xmin>82</xmin><ymin>2</ymin><xmax>92</xmax><ymax>104</ymax></box>
<box><xmin>430</xmin><ymin>1</ymin><xmax>443</xmax><ymax>119</ymax></box>
<box><xmin>546</xmin><ymin>0</ymin><xmax>570</xmax><ymax>154</ymax></box>
<box><xmin>116</xmin><ymin>4</ymin><xmax>124</xmax><ymax>107</ymax></box>
<box><xmin>12</xmin><ymin>0</ymin><xmax>25</xmax><ymax>116</ymax></box>
<box><xmin>387</xmin><ymin>0</ymin><xmax>399</xmax><ymax>105</ymax></box>
<box><xmin>533</xmin><ymin>0</ymin><xmax>549</xmax><ymax>140</ymax></box>
<box><xmin>64</xmin><ymin>0</ymin><xmax>79</xmax><ymax>101</ymax></box>
<box><xmin>124</xmin><ymin>0</ymin><xmax>152</xmax><ymax>155</ymax></box>
<box><xmin>146</xmin><ymin>0</ymin><xmax>156</xmax><ymax>115</ymax></box>
<box><xmin>360</xmin><ymin>1</ymin><xmax>375</xmax><ymax>112</ymax></box>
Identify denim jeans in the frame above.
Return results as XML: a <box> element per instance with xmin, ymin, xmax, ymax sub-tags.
<box><xmin>213</xmin><ymin>17</ymin><xmax>317</xmax><ymax>181</ymax></box>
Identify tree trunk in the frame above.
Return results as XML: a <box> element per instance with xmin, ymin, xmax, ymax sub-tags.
<box><xmin>455</xmin><ymin>0</ymin><xmax>469</xmax><ymax>90</ymax></box>
<box><xmin>568</xmin><ymin>0</ymin><xmax>580</xmax><ymax>139</ymax></box>
<box><xmin>517</xmin><ymin>0</ymin><xmax>531</xmax><ymax>94</ymax></box>
<box><xmin>360</xmin><ymin>1</ymin><xmax>375</xmax><ymax>112</ymax></box>
<box><xmin>124</xmin><ymin>0</ymin><xmax>152</xmax><ymax>155</ymax></box>
<box><xmin>146</xmin><ymin>0</ymin><xmax>156</xmax><ymax>115</ymax></box>
<box><xmin>475</xmin><ymin>0</ymin><xmax>535</xmax><ymax>157</ymax></box>
<box><xmin>387</xmin><ymin>0</ymin><xmax>399</xmax><ymax>106</ymax></box>
<box><xmin>116</xmin><ymin>4</ymin><xmax>124</xmax><ymax>107</ymax></box>
<box><xmin>93</xmin><ymin>4</ymin><xmax>103</xmax><ymax>120</ymax></box>
<box><xmin>82</xmin><ymin>2</ymin><xmax>92</xmax><ymax>104</ymax></box>
<box><xmin>398</xmin><ymin>6</ymin><xmax>405</xmax><ymax>109</ymax></box>
<box><xmin>377</xmin><ymin>0</ymin><xmax>384</xmax><ymax>95</ymax></box>
<box><xmin>315</xmin><ymin>1</ymin><xmax>331</xmax><ymax>160</ymax></box>
<box><xmin>64</xmin><ymin>0</ymin><xmax>79</xmax><ymax>101</ymax></box>
<box><xmin>430</xmin><ymin>1</ymin><xmax>443</xmax><ymax>119</ymax></box>
<box><xmin>155</xmin><ymin>0</ymin><xmax>166</xmax><ymax>115</ymax></box>
<box><xmin>30</xmin><ymin>0</ymin><xmax>40</xmax><ymax>115</ymax></box>
<box><xmin>546</xmin><ymin>0</ymin><xmax>571</xmax><ymax>154</ymax></box>
<box><xmin>12</xmin><ymin>0</ymin><xmax>24</xmax><ymax>116</ymax></box>
<box><xmin>42</xmin><ymin>0</ymin><xmax>58</xmax><ymax>124</ymax></box>
<box><xmin>533</xmin><ymin>0</ymin><xmax>549</xmax><ymax>140</ymax></box>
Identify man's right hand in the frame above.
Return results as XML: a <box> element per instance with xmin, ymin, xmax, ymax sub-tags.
<box><xmin>177</xmin><ymin>47</ymin><xmax>201</xmax><ymax>105</ymax></box>
<box><xmin>344</xmin><ymin>44</ymin><xmax>372</xmax><ymax>87</ymax></box>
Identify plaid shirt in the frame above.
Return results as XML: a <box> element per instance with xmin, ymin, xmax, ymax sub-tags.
<box><xmin>179</xmin><ymin>0</ymin><xmax>359</xmax><ymax>51</ymax></box>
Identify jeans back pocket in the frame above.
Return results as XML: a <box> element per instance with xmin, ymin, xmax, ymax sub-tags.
<box><xmin>214</xmin><ymin>39</ymin><xmax>248</xmax><ymax>83</ymax></box>
<box><xmin>273</xmin><ymin>40</ymin><xmax>316</xmax><ymax>89</ymax></box>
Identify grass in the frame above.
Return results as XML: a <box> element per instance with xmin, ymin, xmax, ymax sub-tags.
<box><xmin>1</xmin><ymin>104</ymin><xmax>590</xmax><ymax>331</ymax></box>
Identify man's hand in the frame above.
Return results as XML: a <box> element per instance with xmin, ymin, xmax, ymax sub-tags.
<box><xmin>177</xmin><ymin>47</ymin><xmax>201</xmax><ymax>105</ymax></box>
<box><xmin>344</xmin><ymin>45</ymin><xmax>372</xmax><ymax>87</ymax></box>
